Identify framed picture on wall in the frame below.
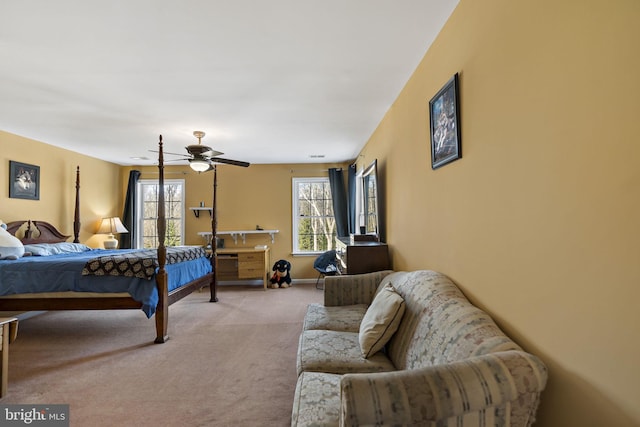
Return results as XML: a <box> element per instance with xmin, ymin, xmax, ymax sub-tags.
<box><xmin>429</xmin><ymin>73</ymin><xmax>462</xmax><ymax>169</ymax></box>
<box><xmin>9</xmin><ymin>160</ymin><xmax>40</xmax><ymax>200</ymax></box>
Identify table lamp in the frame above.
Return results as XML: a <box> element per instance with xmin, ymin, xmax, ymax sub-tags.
<box><xmin>97</xmin><ymin>217</ymin><xmax>128</xmax><ymax>249</ymax></box>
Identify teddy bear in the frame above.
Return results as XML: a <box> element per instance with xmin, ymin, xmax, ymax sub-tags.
<box><xmin>0</xmin><ymin>221</ymin><xmax>26</xmax><ymax>260</ymax></box>
<box><xmin>269</xmin><ymin>259</ymin><xmax>292</xmax><ymax>289</ymax></box>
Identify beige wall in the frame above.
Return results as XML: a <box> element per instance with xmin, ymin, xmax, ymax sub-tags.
<box><xmin>1</xmin><ymin>131</ymin><xmax>122</xmax><ymax>247</ymax></box>
<box><xmin>4</xmin><ymin>1</ymin><xmax>639</xmax><ymax>422</ymax></box>
<box><xmin>359</xmin><ymin>0</ymin><xmax>640</xmax><ymax>425</ymax></box>
<box><xmin>123</xmin><ymin>162</ymin><xmax>349</xmax><ymax>279</ymax></box>
<box><xmin>1</xmin><ymin>131</ymin><xmax>346</xmax><ymax>278</ymax></box>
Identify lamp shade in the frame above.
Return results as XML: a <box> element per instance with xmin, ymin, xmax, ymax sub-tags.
<box><xmin>97</xmin><ymin>217</ymin><xmax>128</xmax><ymax>249</ymax></box>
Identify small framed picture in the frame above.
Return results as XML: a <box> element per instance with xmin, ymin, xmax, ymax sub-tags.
<box><xmin>9</xmin><ymin>161</ymin><xmax>40</xmax><ymax>200</ymax></box>
<box><xmin>429</xmin><ymin>73</ymin><xmax>462</xmax><ymax>169</ymax></box>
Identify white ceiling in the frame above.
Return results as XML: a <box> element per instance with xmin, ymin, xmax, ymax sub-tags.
<box><xmin>0</xmin><ymin>1</ymin><xmax>458</xmax><ymax>166</ymax></box>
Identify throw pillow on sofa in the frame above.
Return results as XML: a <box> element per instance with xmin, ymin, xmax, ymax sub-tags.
<box><xmin>358</xmin><ymin>283</ymin><xmax>405</xmax><ymax>358</ymax></box>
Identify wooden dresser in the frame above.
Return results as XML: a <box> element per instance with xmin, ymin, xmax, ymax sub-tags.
<box><xmin>216</xmin><ymin>248</ymin><xmax>271</xmax><ymax>290</ymax></box>
<box><xmin>335</xmin><ymin>237</ymin><xmax>390</xmax><ymax>275</ymax></box>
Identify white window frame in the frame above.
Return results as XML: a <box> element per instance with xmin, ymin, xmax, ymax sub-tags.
<box><xmin>292</xmin><ymin>177</ymin><xmax>336</xmax><ymax>255</ymax></box>
<box><xmin>135</xmin><ymin>179</ymin><xmax>185</xmax><ymax>248</ymax></box>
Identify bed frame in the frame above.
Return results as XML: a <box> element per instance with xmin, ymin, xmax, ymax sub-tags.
<box><xmin>1</xmin><ymin>137</ymin><xmax>217</xmax><ymax>343</ymax></box>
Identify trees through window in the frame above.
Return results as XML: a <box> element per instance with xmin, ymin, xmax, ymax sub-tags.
<box><xmin>135</xmin><ymin>179</ymin><xmax>185</xmax><ymax>248</ymax></box>
<box><xmin>292</xmin><ymin>178</ymin><xmax>336</xmax><ymax>254</ymax></box>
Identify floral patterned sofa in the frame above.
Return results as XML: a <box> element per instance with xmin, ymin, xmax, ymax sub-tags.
<box><xmin>292</xmin><ymin>270</ymin><xmax>547</xmax><ymax>426</ymax></box>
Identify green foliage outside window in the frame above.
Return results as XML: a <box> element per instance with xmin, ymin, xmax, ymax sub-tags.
<box><xmin>294</xmin><ymin>179</ymin><xmax>336</xmax><ymax>253</ymax></box>
<box><xmin>139</xmin><ymin>182</ymin><xmax>184</xmax><ymax>248</ymax></box>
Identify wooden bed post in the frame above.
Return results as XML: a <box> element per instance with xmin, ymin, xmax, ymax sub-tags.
<box><xmin>155</xmin><ymin>135</ymin><xmax>169</xmax><ymax>343</ymax></box>
<box><xmin>3</xmin><ymin>149</ymin><xmax>210</xmax><ymax>343</ymax></box>
<box><xmin>210</xmin><ymin>165</ymin><xmax>218</xmax><ymax>302</ymax></box>
<box><xmin>73</xmin><ymin>166</ymin><xmax>81</xmax><ymax>243</ymax></box>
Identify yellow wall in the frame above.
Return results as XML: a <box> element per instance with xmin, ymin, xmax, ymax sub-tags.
<box><xmin>359</xmin><ymin>0</ymin><xmax>640</xmax><ymax>425</ymax></box>
<box><xmin>1</xmin><ymin>131</ymin><xmax>122</xmax><ymax>247</ymax></box>
<box><xmin>123</xmin><ymin>162</ymin><xmax>349</xmax><ymax>279</ymax></box>
<box><xmin>4</xmin><ymin>1</ymin><xmax>639</xmax><ymax>422</ymax></box>
<box><xmin>1</xmin><ymin>131</ymin><xmax>347</xmax><ymax>278</ymax></box>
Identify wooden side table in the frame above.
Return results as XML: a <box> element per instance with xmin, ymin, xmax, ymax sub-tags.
<box><xmin>0</xmin><ymin>317</ymin><xmax>18</xmax><ymax>398</ymax></box>
<box><xmin>335</xmin><ymin>237</ymin><xmax>390</xmax><ymax>275</ymax></box>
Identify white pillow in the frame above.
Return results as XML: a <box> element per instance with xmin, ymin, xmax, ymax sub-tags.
<box><xmin>23</xmin><ymin>242</ymin><xmax>91</xmax><ymax>256</ymax></box>
<box><xmin>359</xmin><ymin>283</ymin><xmax>406</xmax><ymax>358</ymax></box>
<box><xmin>0</xmin><ymin>224</ymin><xmax>25</xmax><ymax>260</ymax></box>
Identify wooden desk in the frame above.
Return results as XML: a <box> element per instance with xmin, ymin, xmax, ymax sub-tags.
<box><xmin>216</xmin><ymin>248</ymin><xmax>271</xmax><ymax>290</ymax></box>
<box><xmin>0</xmin><ymin>317</ymin><xmax>18</xmax><ymax>398</ymax></box>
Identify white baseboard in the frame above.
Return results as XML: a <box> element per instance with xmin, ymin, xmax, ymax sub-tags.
<box><xmin>217</xmin><ymin>278</ymin><xmax>319</xmax><ymax>286</ymax></box>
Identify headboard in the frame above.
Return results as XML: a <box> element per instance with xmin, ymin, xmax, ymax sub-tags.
<box><xmin>5</xmin><ymin>220</ymin><xmax>71</xmax><ymax>244</ymax></box>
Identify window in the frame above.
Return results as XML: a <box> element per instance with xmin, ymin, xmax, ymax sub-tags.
<box><xmin>135</xmin><ymin>179</ymin><xmax>185</xmax><ymax>248</ymax></box>
<box><xmin>292</xmin><ymin>177</ymin><xmax>336</xmax><ymax>254</ymax></box>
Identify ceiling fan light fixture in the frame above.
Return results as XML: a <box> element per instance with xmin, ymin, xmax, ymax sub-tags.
<box><xmin>189</xmin><ymin>158</ymin><xmax>211</xmax><ymax>172</ymax></box>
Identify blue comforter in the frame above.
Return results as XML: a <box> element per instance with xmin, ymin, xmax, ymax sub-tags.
<box><xmin>0</xmin><ymin>248</ymin><xmax>212</xmax><ymax>317</ymax></box>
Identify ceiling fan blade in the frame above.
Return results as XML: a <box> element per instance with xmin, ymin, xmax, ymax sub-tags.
<box><xmin>186</xmin><ymin>144</ymin><xmax>223</xmax><ymax>158</ymax></box>
<box><xmin>211</xmin><ymin>157</ymin><xmax>250</xmax><ymax>167</ymax></box>
<box><xmin>149</xmin><ymin>149</ymin><xmax>192</xmax><ymax>158</ymax></box>
<box><xmin>201</xmin><ymin>149</ymin><xmax>224</xmax><ymax>158</ymax></box>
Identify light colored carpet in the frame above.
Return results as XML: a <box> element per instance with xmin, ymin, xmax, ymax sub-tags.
<box><xmin>5</xmin><ymin>283</ymin><xmax>323</xmax><ymax>427</ymax></box>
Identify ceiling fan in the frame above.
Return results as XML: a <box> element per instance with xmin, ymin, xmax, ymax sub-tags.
<box><xmin>160</xmin><ymin>131</ymin><xmax>250</xmax><ymax>171</ymax></box>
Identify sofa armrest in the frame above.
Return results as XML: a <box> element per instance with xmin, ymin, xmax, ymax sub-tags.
<box><xmin>324</xmin><ymin>270</ymin><xmax>394</xmax><ymax>307</ymax></box>
<box><xmin>340</xmin><ymin>350</ymin><xmax>548</xmax><ymax>427</ymax></box>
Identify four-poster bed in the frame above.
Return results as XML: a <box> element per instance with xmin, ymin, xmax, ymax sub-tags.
<box><xmin>0</xmin><ymin>136</ymin><xmax>217</xmax><ymax>343</ymax></box>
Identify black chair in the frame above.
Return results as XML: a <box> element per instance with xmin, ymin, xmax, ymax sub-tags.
<box><xmin>313</xmin><ymin>250</ymin><xmax>338</xmax><ymax>289</ymax></box>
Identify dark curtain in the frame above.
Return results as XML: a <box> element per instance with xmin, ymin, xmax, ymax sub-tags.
<box><xmin>347</xmin><ymin>164</ymin><xmax>357</xmax><ymax>235</ymax></box>
<box><xmin>328</xmin><ymin>168</ymin><xmax>348</xmax><ymax>238</ymax></box>
<box><xmin>120</xmin><ymin>170</ymin><xmax>141</xmax><ymax>249</ymax></box>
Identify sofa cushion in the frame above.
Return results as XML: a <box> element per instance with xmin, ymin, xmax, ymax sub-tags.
<box><xmin>358</xmin><ymin>283</ymin><xmax>405</xmax><ymax>358</ymax></box>
<box><xmin>291</xmin><ymin>371</ymin><xmax>341</xmax><ymax>427</ymax></box>
<box><xmin>297</xmin><ymin>329</ymin><xmax>396</xmax><ymax>376</ymax></box>
<box><xmin>386</xmin><ymin>270</ymin><xmax>523</xmax><ymax>370</ymax></box>
<box><xmin>323</xmin><ymin>270</ymin><xmax>393</xmax><ymax>307</ymax></box>
<box><xmin>303</xmin><ymin>303</ymin><xmax>368</xmax><ymax>332</ymax></box>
